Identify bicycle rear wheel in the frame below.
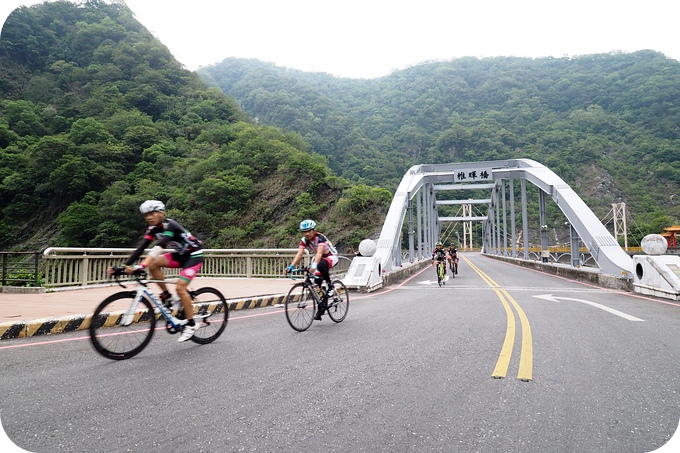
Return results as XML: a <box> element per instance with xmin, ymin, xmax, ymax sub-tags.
<box><xmin>285</xmin><ymin>283</ymin><xmax>315</xmax><ymax>332</ymax></box>
<box><xmin>89</xmin><ymin>291</ymin><xmax>156</xmax><ymax>360</ymax></box>
<box><xmin>190</xmin><ymin>287</ymin><xmax>229</xmax><ymax>344</ymax></box>
<box><xmin>327</xmin><ymin>280</ymin><xmax>349</xmax><ymax>323</ymax></box>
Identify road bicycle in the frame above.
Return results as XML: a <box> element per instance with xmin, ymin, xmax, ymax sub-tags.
<box><xmin>436</xmin><ymin>260</ymin><xmax>446</xmax><ymax>287</ymax></box>
<box><xmin>284</xmin><ymin>268</ymin><xmax>349</xmax><ymax>332</ymax></box>
<box><xmin>89</xmin><ymin>270</ymin><xmax>228</xmax><ymax>360</ymax></box>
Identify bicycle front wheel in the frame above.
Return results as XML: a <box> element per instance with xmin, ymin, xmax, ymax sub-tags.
<box><xmin>89</xmin><ymin>291</ymin><xmax>156</xmax><ymax>360</ymax></box>
<box><xmin>327</xmin><ymin>280</ymin><xmax>349</xmax><ymax>323</ymax></box>
<box><xmin>190</xmin><ymin>287</ymin><xmax>229</xmax><ymax>344</ymax></box>
<box><xmin>285</xmin><ymin>283</ymin><xmax>316</xmax><ymax>332</ymax></box>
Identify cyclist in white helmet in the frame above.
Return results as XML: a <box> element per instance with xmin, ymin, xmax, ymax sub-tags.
<box><xmin>285</xmin><ymin>219</ymin><xmax>339</xmax><ymax>320</ymax></box>
<box><xmin>107</xmin><ymin>200</ymin><xmax>204</xmax><ymax>342</ymax></box>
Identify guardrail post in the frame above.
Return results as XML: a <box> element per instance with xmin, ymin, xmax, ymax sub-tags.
<box><xmin>1</xmin><ymin>253</ymin><xmax>6</xmax><ymax>286</ymax></box>
<box><xmin>81</xmin><ymin>256</ymin><xmax>89</xmax><ymax>287</ymax></box>
<box><xmin>246</xmin><ymin>256</ymin><xmax>252</xmax><ymax>278</ymax></box>
<box><xmin>34</xmin><ymin>252</ymin><xmax>40</xmax><ymax>287</ymax></box>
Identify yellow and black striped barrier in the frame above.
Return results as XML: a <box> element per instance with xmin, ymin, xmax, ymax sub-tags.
<box><xmin>0</xmin><ymin>293</ymin><xmax>288</xmax><ymax>340</ymax></box>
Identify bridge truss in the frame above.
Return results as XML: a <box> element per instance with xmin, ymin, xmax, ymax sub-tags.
<box><xmin>345</xmin><ymin>159</ymin><xmax>633</xmax><ymax>290</ymax></box>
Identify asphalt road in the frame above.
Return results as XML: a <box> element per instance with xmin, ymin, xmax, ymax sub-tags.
<box><xmin>2</xmin><ymin>253</ymin><xmax>680</xmax><ymax>452</ymax></box>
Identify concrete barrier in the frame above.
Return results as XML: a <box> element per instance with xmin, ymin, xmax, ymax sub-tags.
<box><xmin>483</xmin><ymin>254</ymin><xmax>631</xmax><ymax>291</ymax></box>
<box><xmin>382</xmin><ymin>260</ymin><xmax>431</xmax><ymax>287</ymax></box>
<box><xmin>0</xmin><ymin>286</ymin><xmax>46</xmax><ymax>294</ymax></box>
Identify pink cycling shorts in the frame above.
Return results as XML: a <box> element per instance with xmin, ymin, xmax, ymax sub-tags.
<box><xmin>163</xmin><ymin>252</ymin><xmax>203</xmax><ymax>282</ymax></box>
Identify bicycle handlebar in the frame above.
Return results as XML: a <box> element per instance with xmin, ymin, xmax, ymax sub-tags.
<box><xmin>286</xmin><ymin>268</ymin><xmax>311</xmax><ymax>280</ymax></box>
<box><xmin>110</xmin><ymin>266</ymin><xmax>148</xmax><ymax>288</ymax></box>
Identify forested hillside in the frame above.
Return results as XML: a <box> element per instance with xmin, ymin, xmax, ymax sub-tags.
<box><xmin>199</xmin><ymin>53</ymin><xmax>680</xmax><ymax>241</ymax></box>
<box><xmin>0</xmin><ymin>1</ymin><xmax>391</xmax><ymax>252</ymax></box>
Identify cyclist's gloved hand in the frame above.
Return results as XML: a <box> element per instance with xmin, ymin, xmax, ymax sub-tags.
<box><xmin>110</xmin><ymin>265</ymin><xmax>126</xmax><ymax>276</ymax></box>
<box><xmin>132</xmin><ymin>265</ymin><xmax>146</xmax><ymax>276</ymax></box>
<box><xmin>285</xmin><ymin>265</ymin><xmax>294</xmax><ymax>274</ymax></box>
<box><xmin>309</xmin><ymin>262</ymin><xmax>318</xmax><ymax>270</ymax></box>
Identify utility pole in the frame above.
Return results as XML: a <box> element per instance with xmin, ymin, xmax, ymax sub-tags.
<box><xmin>612</xmin><ymin>202</ymin><xmax>628</xmax><ymax>251</ymax></box>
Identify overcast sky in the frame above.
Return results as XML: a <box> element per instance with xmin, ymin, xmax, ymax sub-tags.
<box><xmin>1</xmin><ymin>0</ymin><xmax>679</xmax><ymax>79</ymax></box>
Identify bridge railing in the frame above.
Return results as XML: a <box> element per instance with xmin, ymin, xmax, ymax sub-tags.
<box><xmin>41</xmin><ymin>248</ymin><xmax>353</xmax><ymax>289</ymax></box>
<box><xmin>0</xmin><ymin>252</ymin><xmax>42</xmax><ymax>287</ymax></box>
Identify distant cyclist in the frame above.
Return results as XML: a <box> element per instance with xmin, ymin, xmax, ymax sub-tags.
<box><xmin>447</xmin><ymin>243</ymin><xmax>459</xmax><ymax>275</ymax></box>
<box><xmin>107</xmin><ymin>200</ymin><xmax>204</xmax><ymax>343</ymax></box>
<box><xmin>285</xmin><ymin>219</ymin><xmax>339</xmax><ymax>320</ymax></box>
<box><xmin>432</xmin><ymin>241</ymin><xmax>447</xmax><ymax>278</ymax></box>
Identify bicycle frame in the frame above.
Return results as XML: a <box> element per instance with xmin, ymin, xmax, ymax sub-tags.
<box><xmin>114</xmin><ymin>274</ymin><xmax>185</xmax><ymax>329</ymax></box>
<box><xmin>120</xmin><ymin>283</ymin><xmax>185</xmax><ymax>329</ymax></box>
<box><xmin>288</xmin><ymin>269</ymin><xmax>324</xmax><ymax>304</ymax></box>
<box><xmin>435</xmin><ymin>260</ymin><xmax>446</xmax><ymax>284</ymax></box>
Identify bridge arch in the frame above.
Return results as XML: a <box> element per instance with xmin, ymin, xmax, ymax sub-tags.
<box><xmin>343</xmin><ymin>159</ymin><xmax>633</xmax><ymax>290</ymax></box>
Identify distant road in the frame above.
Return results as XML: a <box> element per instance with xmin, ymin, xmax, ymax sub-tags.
<box><xmin>2</xmin><ymin>253</ymin><xmax>680</xmax><ymax>452</ymax></box>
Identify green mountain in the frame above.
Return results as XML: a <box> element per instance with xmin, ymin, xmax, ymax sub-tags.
<box><xmin>199</xmin><ymin>53</ymin><xmax>680</xmax><ymax>242</ymax></box>
<box><xmin>2</xmin><ymin>1</ymin><xmax>678</xmax><ymax>254</ymax></box>
<box><xmin>0</xmin><ymin>1</ymin><xmax>391</xmax><ymax>252</ymax></box>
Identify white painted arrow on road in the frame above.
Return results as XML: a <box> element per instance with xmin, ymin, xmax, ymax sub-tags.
<box><xmin>533</xmin><ymin>294</ymin><xmax>644</xmax><ymax>321</ymax></box>
<box><xmin>417</xmin><ymin>278</ymin><xmax>449</xmax><ymax>285</ymax></box>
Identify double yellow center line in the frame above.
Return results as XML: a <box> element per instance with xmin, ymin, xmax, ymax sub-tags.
<box><xmin>462</xmin><ymin>256</ymin><xmax>533</xmax><ymax>382</ymax></box>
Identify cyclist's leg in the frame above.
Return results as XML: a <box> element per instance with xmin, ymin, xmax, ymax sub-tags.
<box><xmin>145</xmin><ymin>253</ymin><xmax>171</xmax><ymax>293</ymax></box>
<box><xmin>315</xmin><ymin>258</ymin><xmax>333</xmax><ymax>316</ymax></box>
<box><xmin>176</xmin><ymin>256</ymin><xmax>203</xmax><ymax>342</ymax></box>
<box><xmin>177</xmin><ymin>256</ymin><xmax>203</xmax><ymax>320</ymax></box>
<box><xmin>317</xmin><ymin>258</ymin><xmax>332</xmax><ymax>287</ymax></box>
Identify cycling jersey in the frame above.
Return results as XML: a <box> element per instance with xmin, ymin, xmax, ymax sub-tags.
<box><xmin>299</xmin><ymin>232</ymin><xmax>338</xmax><ymax>258</ymax></box>
<box><xmin>432</xmin><ymin>248</ymin><xmax>447</xmax><ymax>262</ymax></box>
<box><xmin>447</xmin><ymin>247</ymin><xmax>458</xmax><ymax>258</ymax></box>
<box><xmin>125</xmin><ymin>218</ymin><xmax>203</xmax><ymax>266</ymax></box>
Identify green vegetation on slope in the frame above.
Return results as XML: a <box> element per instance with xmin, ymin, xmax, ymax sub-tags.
<box><xmin>0</xmin><ymin>1</ymin><xmax>391</xmax><ymax>252</ymax></box>
<box><xmin>199</xmin><ymin>53</ymin><xmax>680</xmax><ymax>243</ymax></box>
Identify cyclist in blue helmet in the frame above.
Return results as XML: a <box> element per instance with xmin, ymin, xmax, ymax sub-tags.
<box><xmin>285</xmin><ymin>219</ymin><xmax>339</xmax><ymax>320</ymax></box>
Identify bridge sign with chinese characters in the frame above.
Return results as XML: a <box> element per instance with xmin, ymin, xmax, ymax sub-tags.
<box><xmin>454</xmin><ymin>169</ymin><xmax>493</xmax><ymax>182</ymax></box>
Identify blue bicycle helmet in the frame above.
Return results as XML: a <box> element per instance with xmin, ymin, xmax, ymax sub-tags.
<box><xmin>299</xmin><ymin>219</ymin><xmax>316</xmax><ymax>231</ymax></box>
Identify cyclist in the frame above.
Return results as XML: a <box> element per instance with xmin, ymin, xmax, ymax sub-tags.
<box><xmin>106</xmin><ymin>200</ymin><xmax>204</xmax><ymax>342</ymax></box>
<box><xmin>432</xmin><ymin>241</ymin><xmax>447</xmax><ymax>279</ymax></box>
<box><xmin>447</xmin><ymin>243</ymin><xmax>459</xmax><ymax>275</ymax></box>
<box><xmin>285</xmin><ymin>219</ymin><xmax>339</xmax><ymax>320</ymax></box>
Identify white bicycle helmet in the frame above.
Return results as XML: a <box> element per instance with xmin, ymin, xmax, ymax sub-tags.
<box><xmin>139</xmin><ymin>200</ymin><xmax>165</xmax><ymax>214</ymax></box>
<box><xmin>299</xmin><ymin>219</ymin><xmax>316</xmax><ymax>231</ymax></box>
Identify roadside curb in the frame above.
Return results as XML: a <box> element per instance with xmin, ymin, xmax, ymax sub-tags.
<box><xmin>0</xmin><ymin>293</ymin><xmax>287</xmax><ymax>340</ymax></box>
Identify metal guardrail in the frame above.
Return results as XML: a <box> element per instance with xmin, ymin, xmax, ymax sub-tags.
<box><xmin>39</xmin><ymin>248</ymin><xmax>353</xmax><ymax>289</ymax></box>
<box><xmin>0</xmin><ymin>252</ymin><xmax>41</xmax><ymax>287</ymax></box>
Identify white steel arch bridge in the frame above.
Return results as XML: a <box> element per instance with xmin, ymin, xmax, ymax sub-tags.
<box><xmin>343</xmin><ymin>158</ymin><xmax>634</xmax><ymax>290</ymax></box>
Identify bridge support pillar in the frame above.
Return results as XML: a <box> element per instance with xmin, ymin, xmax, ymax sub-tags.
<box><xmin>570</xmin><ymin>224</ymin><xmax>581</xmax><ymax>267</ymax></box>
<box><xmin>539</xmin><ymin>189</ymin><xmax>549</xmax><ymax>263</ymax></box>
<box><xmin>521</xmin><ymin>179</ymin><xmax>529</xmax><ymax>260</ymax></box>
